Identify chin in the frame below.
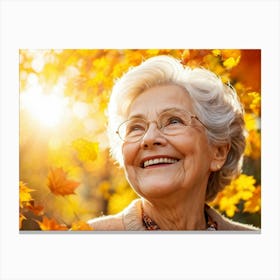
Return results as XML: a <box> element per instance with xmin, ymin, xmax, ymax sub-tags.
<box><xmin>133</xmin><ymin>180</ymin><xmax>178</xmax><ymax>199</ymax></box>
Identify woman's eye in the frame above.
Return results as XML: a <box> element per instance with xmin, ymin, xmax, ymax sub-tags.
<box><xmin>167</xmin><ymin>117</ymin><xmax>184</xmax><ymax>125</ymax></box>
<box><xmin>127</xmin><ymin>124</ymin><xmax>145</xmax><ymax>134</ymax></box>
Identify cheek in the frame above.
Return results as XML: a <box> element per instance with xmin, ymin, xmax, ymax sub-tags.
<box><xmin>191</xmin><ymin>140</ymin><xmax>213</xmax><ymax>170</ymax></box>
<box><xmin>122</xmin><ymin>144</ymin><xmax>142</xmax><ymax>192</ymax></box>
<box><xmin>122</xmin><ymin>143</ymin><xmax>138</xmax><ymax>166</ymax></box>
<box><xmin>173</xmin><ymin>133</ymin><xmax>212</xmax><ymax>164</ymax></box>
<box><xmin>171</xmin><ymin>134</ymin><xmax>196</xmax><ymax>154</ymax></box>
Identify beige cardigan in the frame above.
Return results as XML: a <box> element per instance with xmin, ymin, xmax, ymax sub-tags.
<box><xmin>88</xmin><ymin>199</ymin><xmax>260</xmax><ymax>231</ymax></box>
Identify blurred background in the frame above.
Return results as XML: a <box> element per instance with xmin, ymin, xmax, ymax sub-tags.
<box><xmin>19</xmin><ymin>49</ymin><xmax>261</xmax><ymax>230</ymax></box>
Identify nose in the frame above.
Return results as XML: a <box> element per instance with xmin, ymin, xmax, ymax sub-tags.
<box><xmin>140</xmin><ymin>122</ymin><xmax>167</xmax><ymax>149</ymax></box>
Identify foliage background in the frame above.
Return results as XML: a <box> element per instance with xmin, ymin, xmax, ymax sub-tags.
<box><xmin>19</xmin><ymin>49</ymin><xmax>261</xmax><ymax>230</ymax></box>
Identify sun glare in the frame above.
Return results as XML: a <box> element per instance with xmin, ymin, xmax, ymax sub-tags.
<box><xmin>21</xmin><ymin>86</ymin><xmax>68</xmax><ymax>128</ymax></box>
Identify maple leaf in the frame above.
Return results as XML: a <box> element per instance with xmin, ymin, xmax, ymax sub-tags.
<box><xmin>26</xmin><ymin>201</ymin><xmax>44</xmax><ymax>216</ymax></box>
<box><xmin>19</xmin><ymin>181</ymin><xmax>35</xmax><ymax>208</ymax></box>
<box><xmin>47</xmin><ymin>167</ymin><xmax>80</xmax><ymax>196</ymax></box>
<box><xmin>70</xmin><ymin>221</ymin><xmax>93</xmax><ymax>231</ymax></box>
<box><xmin>36</xmin><ymin>216</ymin><xmax>68</xmax><ymax>231</ymax></box>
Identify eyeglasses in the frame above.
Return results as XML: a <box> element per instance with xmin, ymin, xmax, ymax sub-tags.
<box><xmin>116</xmin><ymin>108</ymin><xmax>208</xmax><ymax>143</ymax></box>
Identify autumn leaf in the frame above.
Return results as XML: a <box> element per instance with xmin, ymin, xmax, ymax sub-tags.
<box><xmin>217</xmin><ymin>195</ymin><xmax>240</xmax><ymax>217</ymax></box>
<box><xmin>72</xmin><ymin>138</ymin><xmax>98</xmax><ymax>163</ymax></box>
<box><xmin>212</xmin><ymin>49</ymin><xmax>221</xmax><ymax>57</ymax></box>
<box><xmin>209</xmin><ymin>174</ymin><xmax>257</xmax><ymax>217</ymax></box>
<box><xmin>47</xmin><ymin>167</ymin><xmax>80</xmax><ymax>196</ymax></box>
<box><xmin>244</xmin><ymin>186</ymin><xmax>261</xmax><ymax>213</ymax></box>
<box><xmin>19</xmin><ymin>213</ymin><xmax>26</xmax><ymax>229</ymax></box>
<box><xmin>26</xmin><ymin>201</ymin><xmax>44</xmax><ymax>216</ymax></box>
<box><xmin>19</xmin><ymin>181</ymin><xmax>35</xmax><ymax>208</ymax></box>
<box><xmin>221</xmin><ymin>49</ymin><xmax>241</xmax><ymax>61</ymax></box>
<box><xmin>70</xmin><ymin>221</ymin><xmax>93</xmax><ymax>231</ymax></box>
<box><xmin>223</xmin><ymin>56</ymin><xmax>241</xmax><ymax>69</ymax></box>
<box><xmin>36</xmin><ymin>216</ymin><xmax>68</xmax><ymax>231</ymax></box>
<box><xmin>245</xmin><ymin>130</ymin><xmax>261</xmax><ymax>160</ymax></box>
<box><xmin>248</xmin><ymin>92</ymin><xmax>261</xmax><ymax>116</ymax></box>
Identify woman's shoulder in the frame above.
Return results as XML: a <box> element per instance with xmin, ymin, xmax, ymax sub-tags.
<box><xmin>206</xmin><ymin>205</ymin><xmax>260</xmax><ymax>231</ymax></box>
<box><xmin>87</xmin><ymin>212</ymin><xmax>124</xmax><ymax>231</ymax></box>
<box><xmin>87</xmin><ymin>199</ymin><xmax>145</xmax><ymax>231</ymax></box>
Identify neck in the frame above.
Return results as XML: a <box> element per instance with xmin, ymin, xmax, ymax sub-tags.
<box><xmin>141</xmin><ymin>193</ymin><xmax>207</xmax><ymax>230</ymax></box>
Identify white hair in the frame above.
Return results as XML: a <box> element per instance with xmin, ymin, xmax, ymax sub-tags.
<box><xmin>106</xmin><ymin>55</ymin><xmax>246</xmax><ymax>201</ymax></box>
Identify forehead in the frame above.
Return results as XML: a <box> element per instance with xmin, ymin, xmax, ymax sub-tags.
<box><xmin>128</xmin><ymin>84</ymin><xmax>194</xmax><ymax>118</ymax></box>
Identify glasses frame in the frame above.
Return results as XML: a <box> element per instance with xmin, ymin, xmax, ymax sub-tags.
<box><xmin>116</xmin><ymin>109</ymin><xmax>208</xmax><ymax>143</ymax></box>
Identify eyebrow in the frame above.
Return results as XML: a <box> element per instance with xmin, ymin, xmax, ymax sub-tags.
<box><xmin>128</xmin><ymin>107</ymin><xmax>190</xmax><ymax>120</ymax></box>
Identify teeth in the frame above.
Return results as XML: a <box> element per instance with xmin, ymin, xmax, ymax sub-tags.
<box><xmin>143</xmin><ymin>158</ymin><xmax>178</xmax><ymax>168</ymax></box>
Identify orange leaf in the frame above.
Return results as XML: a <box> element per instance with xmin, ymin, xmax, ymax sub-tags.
<box><xmin>47</xmin><ymin>167</ymin><xmax>80</xmax><ymax>196</ymax></box>
<box><xmin>244</xmin><ymin>186</ymin><xmax>261</xmax><ymax>213</ymax></box>
<box><xmin>70</xmin><ymin>221</ymin><xmax>93</xmax><ymax>231</ymax></box>
<box><xmin>36</xmin><ymin>216</ymin><xmax>68</xmax><ymax>231</ymax></box>
<box><xmin>27</xmin><ymin>201</ymin><xmax>44</xmax><ymax>216</ymax></box>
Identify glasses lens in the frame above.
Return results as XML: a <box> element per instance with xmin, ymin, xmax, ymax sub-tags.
<box><xmin>159</xmin><ymin>110</ymin><xmax>191</xmax><ymax>135</ymax></box>
<box><xmin>118</xmin><ymin>118</ymin><xmax>147</xmax><ymax>142</ymax></box>
<box><xmin>117</xmin><ymin>110</ymin><xmax>197</xmax><ymax>142</ymax></box>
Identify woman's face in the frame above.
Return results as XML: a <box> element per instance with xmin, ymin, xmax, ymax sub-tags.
<box><xmin>122</xmin><ymin>84</ymin><xmax>217</xmax><ymax>200</ymax></box>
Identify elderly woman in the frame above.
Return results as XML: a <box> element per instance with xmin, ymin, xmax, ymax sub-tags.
<box><xmin>88</xmin><ymin>55</ymin><xmax>258</xmax><ymax>231</ymax></box>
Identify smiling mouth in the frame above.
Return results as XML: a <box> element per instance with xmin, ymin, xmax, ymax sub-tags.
<box><xmin>141</xmin><ymin>157</ymin><xmax>179</xmax><ymax>168</ymax></box>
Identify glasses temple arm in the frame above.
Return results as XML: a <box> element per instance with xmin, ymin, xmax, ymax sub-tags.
<box><xmin>192</xmin><ymin>115</ymin><xmax>209</xmax><ymax>130</ymax></box>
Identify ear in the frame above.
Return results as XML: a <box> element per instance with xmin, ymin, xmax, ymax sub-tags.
<box><xmin>210</xmin><ymin>143</ymin><xmax>230</xmax><ymax>172</ymax></box>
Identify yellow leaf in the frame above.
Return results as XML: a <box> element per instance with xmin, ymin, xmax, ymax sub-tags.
<box><xmin>248</xmin><ymin>92</ymin><xmax>261</xmax><ymax>115</ymax></box>
<box><xmin>146</xmin><ymin>49</ymin><xmax>160</xmax><ymax>56</ymax></box>
<box><xmin>209</xmin><ymin>174</ymin><xmax>259</xmax><ymax>217</ymax></box>
<box><xmin>72</xmin><ymin>138</ymin><xmax>98</xmax><ymax>162</ymax></box>
<box><xmin>219</xmin><ymin>197</ymin><xmax>239</xmax><ymax>217</ymax></box>
<box><xmin>244</xmin><ymin>113</ymin><xmax>258</xmax><ymax>131</ymax></box>
<box><xmin>223</xmin><ymin>56</ymin><xmax>240</xmax><ymax>69</ymax></box>
<box><xmin>221</xmin><ymin>49</ymin><xmax>241</xmax><ymax>60</ymax></box>
<box><xmin>19</xmin><ymin>181</ymin><xmax>35</xmax><ymax>208</ymax></box>
<box><xmin>212</xmin><ymin>49</ymin><xmax>221</xmax><ymax>56</ymax></box>
<box><xmin>245</xmin><ymin>130</ymin><xmax>261</xmax><ymax>159</ymax></box>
